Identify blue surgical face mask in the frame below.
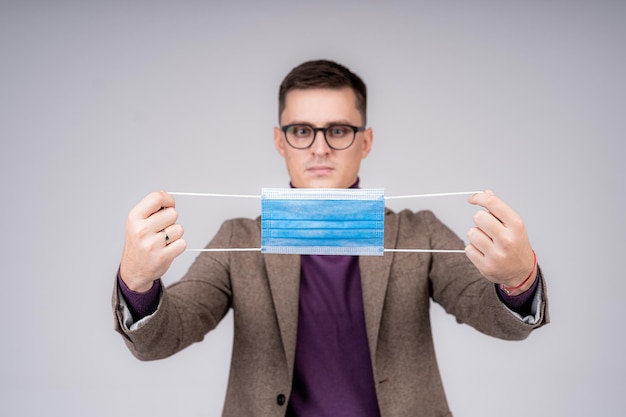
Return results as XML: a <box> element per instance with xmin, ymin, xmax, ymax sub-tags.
<box><xmin>261</xmin><ymin>188</ymin><xmax>385</xmax><ymax>256</ymax></box>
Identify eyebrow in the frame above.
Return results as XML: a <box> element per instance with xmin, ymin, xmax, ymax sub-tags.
<box><xmin>284</xmin><ymin>119</ymin><xmax>361</xmax><ymax>127</ymax></box>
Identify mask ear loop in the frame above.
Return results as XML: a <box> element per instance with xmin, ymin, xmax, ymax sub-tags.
<box><xmin>169</xmin><ymin>192</ymin><xmax>260</xmax><ymax>199</ymax></box>
<box><xmin>169</xmin><ymin>190</ymin><xmax>481</xmax><ymax>254</ymax></box>
<box><xmin>384</xmin><ymin>190</ymin><xmax>480</xmax><ymax>254</ymax></box>
<box><xmin>385</xmin><ymin>191</ymin><xmax>482</xmax><ymax>200</ymax></box>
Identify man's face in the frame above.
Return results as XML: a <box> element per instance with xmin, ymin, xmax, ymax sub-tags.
<box><xmin>274</xmin><ymin>87</ymin><xmax>373</xmax><ymax>188</ymax></box>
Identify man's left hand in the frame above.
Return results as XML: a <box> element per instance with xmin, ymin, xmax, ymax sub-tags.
<box><xmin>465</xmin><ymin>190</ymin><xmax>537</xmax><ymax>294</ymax></box>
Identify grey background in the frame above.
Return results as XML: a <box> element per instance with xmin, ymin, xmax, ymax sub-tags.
<box><xmin>1</xmin><ymin>1</ymin><xmax>624</xmax><ymax>416</ymax></box>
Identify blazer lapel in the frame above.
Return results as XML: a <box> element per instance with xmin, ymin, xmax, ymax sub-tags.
<box><xmin>264</xmin><ymin>253</ymin><xmax>301</xmax><ymax>379</ymax></box>
<box><xmin>359</xmin><ymin>208</ymin><xmax>396</xmax><ymax>364</ymax></box>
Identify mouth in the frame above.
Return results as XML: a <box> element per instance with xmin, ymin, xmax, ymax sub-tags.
<box><xmin>307</xmin><ymin>165</ymin><xmax>334</xmax><ymax>175</ymax></box>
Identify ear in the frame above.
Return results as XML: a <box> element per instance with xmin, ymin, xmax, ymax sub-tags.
<box><xmin>360</xmin><ymin>127</ymin><xmax>374</xmax><ymax>158</ymax></box>
<box><xmin>274</xmin><ymin>126</ymin><xmax>286</xmax><ymax>157</ymax></box>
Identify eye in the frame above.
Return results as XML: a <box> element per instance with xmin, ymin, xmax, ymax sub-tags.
<box><xmin>327</xmin><ymin>125</ymin><xmax>351</xmax><ymax>138</ymax></box>
<box><xmin>289</xmin><ymin>125</ymin><xmax>313</xmax><ymax>137</ymax></box>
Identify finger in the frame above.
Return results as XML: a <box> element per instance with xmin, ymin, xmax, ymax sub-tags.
<box><xmin>162</xmin><ymin>229</ymin><xmax>171</xmax><ymax>246</ymax></box>
<box><xmin>467</xmin><ymin>226</ymin><xmax>494</xmax><ymax>255</ymax></box>
<box><xmin>163</xmin><ymin>237</ymin><xmax>187</xmax><ymax>258</ymax></box>
<box><xmin>472</xmin><ymin>209</ymin><xmax>504</xmax><ymax>240</ymax></box>
<box><xmin>140</xmin><ymin>229</ymin><xmax>172</xmax><ymax>252</ymax></box>
<box><xmin>468</xmin><ymin>190</ymin><xmax>518</xmax><ymax>228</ymax></box>
<box><xmin>162</xmin><ymin>224</ymin><xmax>184</xmax><ymax>245</ymax></box>
<box><xmin>129</xmin><ymin>191</ymin><xmax>176</xmax><ymax>221</ymax></box>
<box><xmin>465</xmin><ymin>242</ymin><xmax>483</xmax><ymax>257</ymax></box>
<box><xmin>464</xmin><ymin>243</ymin><xmax>487</xmax><ymax>271</ymax></box>
<box><xmin>147</xmin><ymin>206</ymin><xmax>179</xmax><ymax>235</ymax></box>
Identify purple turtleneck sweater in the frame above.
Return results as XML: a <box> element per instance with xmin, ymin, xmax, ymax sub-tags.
<box><xmin>287</xmin><ymin>254</ymin><xmax>380</xmax><ymax>417</ymax></box>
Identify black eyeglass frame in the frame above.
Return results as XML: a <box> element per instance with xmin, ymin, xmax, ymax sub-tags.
<box><xmin>280</xmin><ymin>123</ymin><xmax>366</xmax><ymax>150</ymax></box>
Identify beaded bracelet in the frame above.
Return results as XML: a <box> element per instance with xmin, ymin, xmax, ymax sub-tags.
<box><xmin>499</xmin><ymin>250</ymin><xmax>537</xmax><ymax>296</ymax></box>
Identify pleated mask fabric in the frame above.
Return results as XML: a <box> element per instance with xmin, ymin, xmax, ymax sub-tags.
<box><xmin>261</xmin><ymin>188</ymin><xmax>385</xmax><ymax>256</ymax></box>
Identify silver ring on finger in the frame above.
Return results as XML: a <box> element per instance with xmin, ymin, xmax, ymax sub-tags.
<box><xmin>164</xmin><ymin>230</ymin><xmax>170</xmax><ymax>246</ymax></box>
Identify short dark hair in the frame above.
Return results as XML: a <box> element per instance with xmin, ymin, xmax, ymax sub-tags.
<box><xmin>278</xmin><ymin>59</ymin><xmax>367</xmax><ymax>124</ymax></box>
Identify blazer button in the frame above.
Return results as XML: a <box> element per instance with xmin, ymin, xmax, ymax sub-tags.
<box><xmin>276</xmin><ymin>394</ymin><xmax>286</xmax><ymax>406</ymax></box>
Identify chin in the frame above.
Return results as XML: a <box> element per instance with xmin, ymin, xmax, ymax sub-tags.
<box><xmin>296</xmin><ymin>178</ymin><xmax>337</xmax><ymax>189</ymax></box>
<box><xmin>312</xmin><ymin>181</ymin><xmax>346</xmax><ymax>189</ymax></box>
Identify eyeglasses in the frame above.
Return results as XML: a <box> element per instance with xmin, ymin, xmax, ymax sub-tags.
<box><xmin>281</xmin><ymin>123</ymin><xmax>365</xmax><ymax>150</ymax></box>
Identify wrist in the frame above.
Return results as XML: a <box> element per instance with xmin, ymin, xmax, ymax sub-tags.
<box><xmin>499</xmin><ymin>250</ymin><xmax>537</xmax><ymax>296</ymax></box>
<box><xmin>119</xmin><ymin>265</ymin><xmax>155</xmax><ymax>293</ymax></box>
<box><xmin>127</xmin><ymin>281</ymin><xmax>155</xmax><ymax>294</ymax></box>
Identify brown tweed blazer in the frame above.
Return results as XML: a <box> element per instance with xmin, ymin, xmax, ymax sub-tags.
<box><xmin>113</xmin><ymin>208</ymin><xmax>549</xmax><ymax>417</ymax></box>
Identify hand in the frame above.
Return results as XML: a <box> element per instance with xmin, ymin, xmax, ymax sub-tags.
<box><xmin>465</xmin><ymin>190</ymin><xmax>536</xmax><ymax>293</ymax></box>
<box><xmin>119</xmin><ymin>191</ymin><xmax>187</xmax><ymax>292</ymax></box>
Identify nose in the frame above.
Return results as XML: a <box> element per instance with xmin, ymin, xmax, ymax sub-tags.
<box><xmin>310</xmin><ymin>129</ymin><xmax>331</xmax><ymax>154</ymax></box>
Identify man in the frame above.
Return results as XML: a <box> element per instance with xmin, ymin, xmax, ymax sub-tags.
<box><xmin>113</xmin><ymin>59</ymin><xmax>549</xmax><ymax>417</ymax></box>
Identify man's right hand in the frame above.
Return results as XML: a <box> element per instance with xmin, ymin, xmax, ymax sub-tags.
<box><xmin>119</xmin><ymin>191</ymin><xmax>187</xmax><ymax>292</ymax></box>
